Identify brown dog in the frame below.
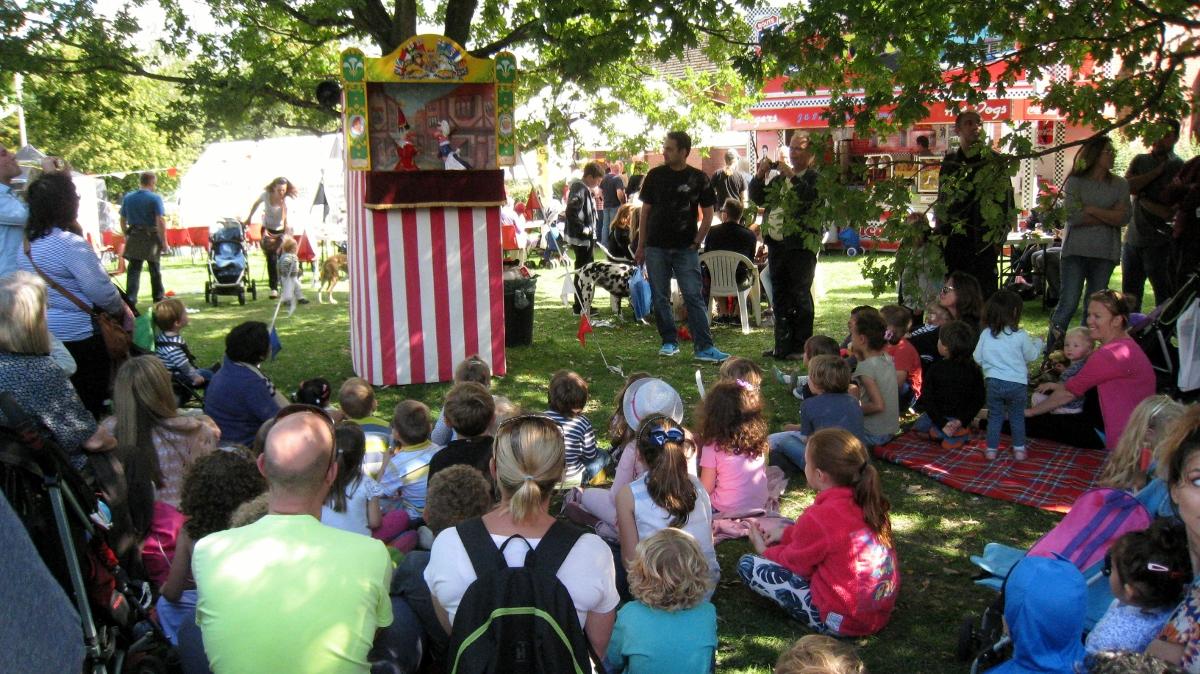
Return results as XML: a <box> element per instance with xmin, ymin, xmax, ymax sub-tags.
<box><xmin>317</xmin><ymin>253</ymin><xmax>348</xmax><ymax>304</ymax></box>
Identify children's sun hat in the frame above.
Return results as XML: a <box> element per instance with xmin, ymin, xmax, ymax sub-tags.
<box><xmin>623</xmin><ymin>378</ymin><xmax>684</xmax><ymax>432</ymax></box>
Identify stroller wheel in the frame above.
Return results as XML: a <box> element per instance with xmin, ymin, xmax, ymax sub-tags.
<box><xmin>250</xmin><ymin>280</ymin><xmax>257</xmax><ymax>300</ymax></box>
<box><xmin>956</xmin><ymin>616</ymin><xmax>979</xmax><ymax>662</ymax></box>
<box><xmin>238</xmin><ymin>290</ymin><xmax>246</xmax><ymax>306</ymax></box>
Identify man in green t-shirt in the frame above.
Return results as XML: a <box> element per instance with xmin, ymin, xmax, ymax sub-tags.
<box><xmin>192</xmin><ymin>408</ymin><xmax>394</xmax><ymax>673</ymax></box>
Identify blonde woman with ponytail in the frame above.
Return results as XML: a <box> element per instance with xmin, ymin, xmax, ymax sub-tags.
<box><xmin>425</xmin><ymin>414</ymin><xmax>619</xmax><ymax>657</ymax></box>
<box><xmin>739</xmin><ymin>428</ymin><xmax>899</xmax><ymax>636</ymax></box>
<box><xmin>615</xmin><ymin>415</ymin><xmax>720</xmax><ymax>595</ymax></box>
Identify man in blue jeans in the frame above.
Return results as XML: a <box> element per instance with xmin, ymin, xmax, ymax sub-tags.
<box><xmin>635</xmin><ymin>131</ymin><xmax>728</xmax><ymax>363</ymax></box>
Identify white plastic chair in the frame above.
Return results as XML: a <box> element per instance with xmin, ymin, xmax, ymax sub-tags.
<box><xmin>700</xmin><ymin>250</ymin><xmax>761</xmax><ymax>334</ymax></box>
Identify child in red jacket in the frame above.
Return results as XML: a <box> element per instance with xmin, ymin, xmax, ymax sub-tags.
<box><xmin>739</xmin><ymin>428</ymin><xmax>899</xmax><ymax>636</ymax></box>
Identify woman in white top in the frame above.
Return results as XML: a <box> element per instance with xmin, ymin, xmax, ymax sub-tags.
<box><xmin>615</xmin><ymin>415</ymin><xmax>720</xmax><ymax>592</ymax></box>
<box><xmin>244</xmin><ymin>177</ymin><xmax>297</xmax><ymax>299</ymax></box>
<box><xmin>425</xmin><ymin>414</ymin><xmax>619</xmax><ymax>656</ymax></box>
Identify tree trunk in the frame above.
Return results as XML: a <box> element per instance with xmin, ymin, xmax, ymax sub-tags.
<box><xmin>444</xmin><ymin>0</ymin><xmax>479</xmax><ymax>47</ymax></box>
<box><xmin>392</xmin><ymin>0</ymin><xmax>417</xmax><ymax>48</ymax></box>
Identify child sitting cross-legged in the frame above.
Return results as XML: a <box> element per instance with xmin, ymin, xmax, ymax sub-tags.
<box><xmin>912</xmin><ymin>320</ymin><xmax>985</xmax><ymax>449</ymax></box>
<box><xmin>431</xmin><ymin>355</ymin><xmax>493</xmax><ymax>446</ymax></box>
<box><xmin>605</xmin><ymin>528</ymin><xmax>718</xmax><ymax>674</ymax></box>
<box><xmin>849</xmin><ymin>309</ymin><xmax>899</xmax><ymax>447</ymax></box>
<box><xmin>338</xmin><ymin>377</ymin><xmax>392</xmax><ymax>478</ymax></box>
<box><xmin>880</xmin><ymin>304</ymin><xmax>922</xmax><ymax>412</ymax></box>
<box><xmin>319</xmin><ymin>422</ymin><xmax>417</xmax><ymax>553</ymax></box>
<box><xmin>774</xmin><ymin>335</ymin><xmax>841</xmax><ymax>402</ymax></box>
<box><xmin>426</xmin><ymin>381</ymin><xmax>495</xmax><ymax>485</ymax></box>
<box><xmin>569</xmin><ymin>375</ymin><xmax>676</xmax><ymax>539</ymax></box>
<box><xmin>543</xmin><ymin>369</ymin><xmax>606</xmax><ymax>487</ymax></box>
<box><xmin>696</xmin><ymin>379</ymin><xmax>769</xmax><ymax>515</ymax></box>
<box><xmin>1085</xmin><ymin>520</ymin><xmax>1192</xmax><ymax>655</ymax></box>
<box><xmin>377</xmin><ymin>400</ymin><xmax>441</xmax><ymax>547</ymax></box>
<box><xmin>390</xmin><ymin>464</ymin><xmax>495</xmax><ymax>666</ymax></box>
<box><xmin>769</xmin><ymin>355</ymin><xmax>867</xmax><ymax>472</ymax></box>
<box><xmin>739</xmin><ymin>428</ymin><xmax>899</xmax><ymax>636</ymax></box>
<box><xmin>615</xmin><ymin>415</ymin><xmax>720</xmax><ymax>595</ymax></box>
<box><xmin>157</xmin><ymin>448</ymin><xmax>266</xmax><ymax>646</ymax></box>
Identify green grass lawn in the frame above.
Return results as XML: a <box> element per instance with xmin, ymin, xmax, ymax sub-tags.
<box><xmin>133</xmin><ymin>249</ymin><xmax>1144</xmax><ymax>672</ymax></box>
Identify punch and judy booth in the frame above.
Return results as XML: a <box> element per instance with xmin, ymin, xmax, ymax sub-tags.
<box><xmin>340</xmin><ymin>36</ymin><xmax>517</xmax><ymax>385</ymax></box>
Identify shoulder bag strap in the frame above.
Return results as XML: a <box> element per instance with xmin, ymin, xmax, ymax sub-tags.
<box><xmin>23</xmin><ymin>240</ymin><xmax>94</xmax><ymax>315</ymax></box>
<box><xmin>456</xmin><ymin>517</ymin><xmax>508</xmax><ymax>576</ymax></box>
<box><xmin>527</xmin><ymin>520</ymin><xmax>585</xmax><ymax>574</ymax></box>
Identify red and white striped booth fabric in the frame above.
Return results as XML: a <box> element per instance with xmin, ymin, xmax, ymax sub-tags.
<box><xmin>345</xmin><ymin>171</ymin><xmax>507</xmax><ymax>385</ymax></box>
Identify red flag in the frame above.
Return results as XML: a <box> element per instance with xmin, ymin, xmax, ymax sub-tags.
<box><xmin>576</xmin><ymin>313</ymin><xmax>593</xmax><ymax>347</ymax></box>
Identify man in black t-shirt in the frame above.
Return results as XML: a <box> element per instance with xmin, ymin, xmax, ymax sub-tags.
<box><xmin>635</xmin><ymin>131</ymin><xmax>729</xmax><ymax>363</ymax></box>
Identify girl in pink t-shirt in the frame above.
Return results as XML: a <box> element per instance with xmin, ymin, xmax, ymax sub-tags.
<box><xmin>697</xmin><ymin>379</ymin><xmax>769</xmax><ymax>515</ymax></box>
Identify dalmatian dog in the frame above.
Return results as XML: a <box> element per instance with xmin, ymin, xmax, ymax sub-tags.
<box><xmin>573</xmin><ymin>260</ymin><xmax>638</xmax><ymax>319</ymax></box>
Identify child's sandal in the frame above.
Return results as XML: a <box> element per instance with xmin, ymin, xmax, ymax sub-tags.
<box><xmin>983</xmin><ymin>448</ymin><xmax>998</xmax><ymax>461</ymax></box>
<box><xmin>1013</xmin><ymin>448</ymin><xmax>1028</xmax><ymax>462</ymax></box>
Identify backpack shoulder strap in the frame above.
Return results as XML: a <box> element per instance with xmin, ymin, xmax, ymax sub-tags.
<box><xmin>456</xmin><ymin>517</ymin><xmax>507</xmax><ymax>577</ymax></box>
<box><xmin>528</xmin><ymin>520</ymin><xmax>586</xmax><ymax>575</ymax></box>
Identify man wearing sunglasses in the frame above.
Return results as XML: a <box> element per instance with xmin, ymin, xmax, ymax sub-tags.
<box><xmin>192</xmin><ymin>407</ymin><xmax>396</xmax><ymax>673</ymax></box>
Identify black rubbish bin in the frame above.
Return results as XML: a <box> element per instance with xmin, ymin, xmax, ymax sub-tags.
<box><xmin>504</xmin><ymin>276</ymin><xmax>537</xmax><ymax>347</ymax></box>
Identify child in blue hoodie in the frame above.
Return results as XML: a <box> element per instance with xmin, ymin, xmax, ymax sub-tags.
<box><xmin>992</xmin><ymin>556</ymin><xmax>1087</xmax><ymax>674</ymax></box>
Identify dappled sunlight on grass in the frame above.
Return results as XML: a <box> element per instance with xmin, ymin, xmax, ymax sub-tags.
<box><xmin>146</xmin><ymin>252</ymin><xmax>1073</xmax><ymax>673</ymax></box>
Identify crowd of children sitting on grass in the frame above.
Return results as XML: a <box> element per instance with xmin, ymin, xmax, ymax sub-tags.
<box><xmin>152</xmin><ymin>271</ymin><xmax>1200</xmax><ymax>666</ymax></box>
<box><xmin>9</xmin><ymin>256</ymin><xmax>1200</xmax><ymax>673</ymax></box>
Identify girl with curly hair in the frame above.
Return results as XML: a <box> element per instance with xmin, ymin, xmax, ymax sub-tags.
<box><xmin>156</xmin><ymin>448</ymin><xmax>266</xmax><ymax>645</ymax></box>
<box><xmin>696</xmin><ymin>379</ymin><xmax>769</xmax><ymax>515</ymax></box>
<box><xmin>605</xmin><ymin>528</ymin><xmax>717</xmax><ymax>673</ymax></box>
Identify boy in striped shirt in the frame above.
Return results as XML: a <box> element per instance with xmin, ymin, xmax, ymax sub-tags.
<box><xmin>543</xmin><ymin>369</ymin><xmax>606</xmax><ymax>487</ymax></box>
<box><xmin>154</xmin><ymin>298</ymin><xmax>212</xmax><ymax>388</ymax></box>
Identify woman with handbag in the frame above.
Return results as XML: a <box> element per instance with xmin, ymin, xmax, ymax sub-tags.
<box><xmin>244</xmin><ymin>177</ymin><xmax>297</xmax><ymax>300</ymax></box>
<box><xmin>19</xmin><ymin>174</ymin><xmax>132</xmax><ymax>419</ymax></box>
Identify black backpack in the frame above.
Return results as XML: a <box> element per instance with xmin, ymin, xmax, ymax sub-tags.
<box><xmin>448</xmin><ymin>517</ymin><xmax>594</xmax><ymax>674</ymax></box>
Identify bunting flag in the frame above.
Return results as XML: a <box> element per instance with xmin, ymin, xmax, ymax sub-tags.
<box><xmin>269</xmin><ymin>327</ymin><xmax>283</xmax><ymax>360</ymax></box>
<box><xmin>577</xmin><ymin>312</ymin><xmax>593</xmax><ymax>347</ymax></box>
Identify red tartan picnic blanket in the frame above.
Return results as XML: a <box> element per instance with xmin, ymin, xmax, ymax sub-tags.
<box><xmin>872</xmin><ymin>430</ymin><xmax>1108</xmax><ymax>513</ymax></box>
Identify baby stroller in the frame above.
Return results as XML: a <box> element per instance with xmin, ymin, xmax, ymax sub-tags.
<box><xmin>837</xmin><ymin>227</ymin><xmax>862</xmax><ymax>256</ymax></box>
<box><xmin>204</xmin><ymin>218</ymin><xmax>258</xmax><ymax>306</ymax></box>
<box><xmin>1131</xmin><ymin>271</ymin><xmax>1200</xmax><ymax>399</ymax></box>
<box><xmin>0</xmin><ymin>393</ymin><xmax>175</xmax><ymax>673</ymax></box>
<box><xmin>957</xmin><ymin>488</ymin><xmax>1151</xmax><ymax>672</ymax></box>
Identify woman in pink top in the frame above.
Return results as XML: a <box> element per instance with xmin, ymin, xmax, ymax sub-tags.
<box><xmin>697</xmin><ymin>380</ymin><xmax>769</xmax><ymax>514</ymax></box>
<box><xmin>1026</xmin><ymin>289</ymin><xmax>1155</xmax><ymax>450</ymax></box>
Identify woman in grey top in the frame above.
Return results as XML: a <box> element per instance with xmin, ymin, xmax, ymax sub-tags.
<box><xmin>243</xmin><ymin>177</ymin><xmax>296</xmax><ymax>299</ymax></box>
<box><xmin>1047</xmin><ymin>136</ymin><xmax>1129</xmax><ymax>350</ymax></box>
